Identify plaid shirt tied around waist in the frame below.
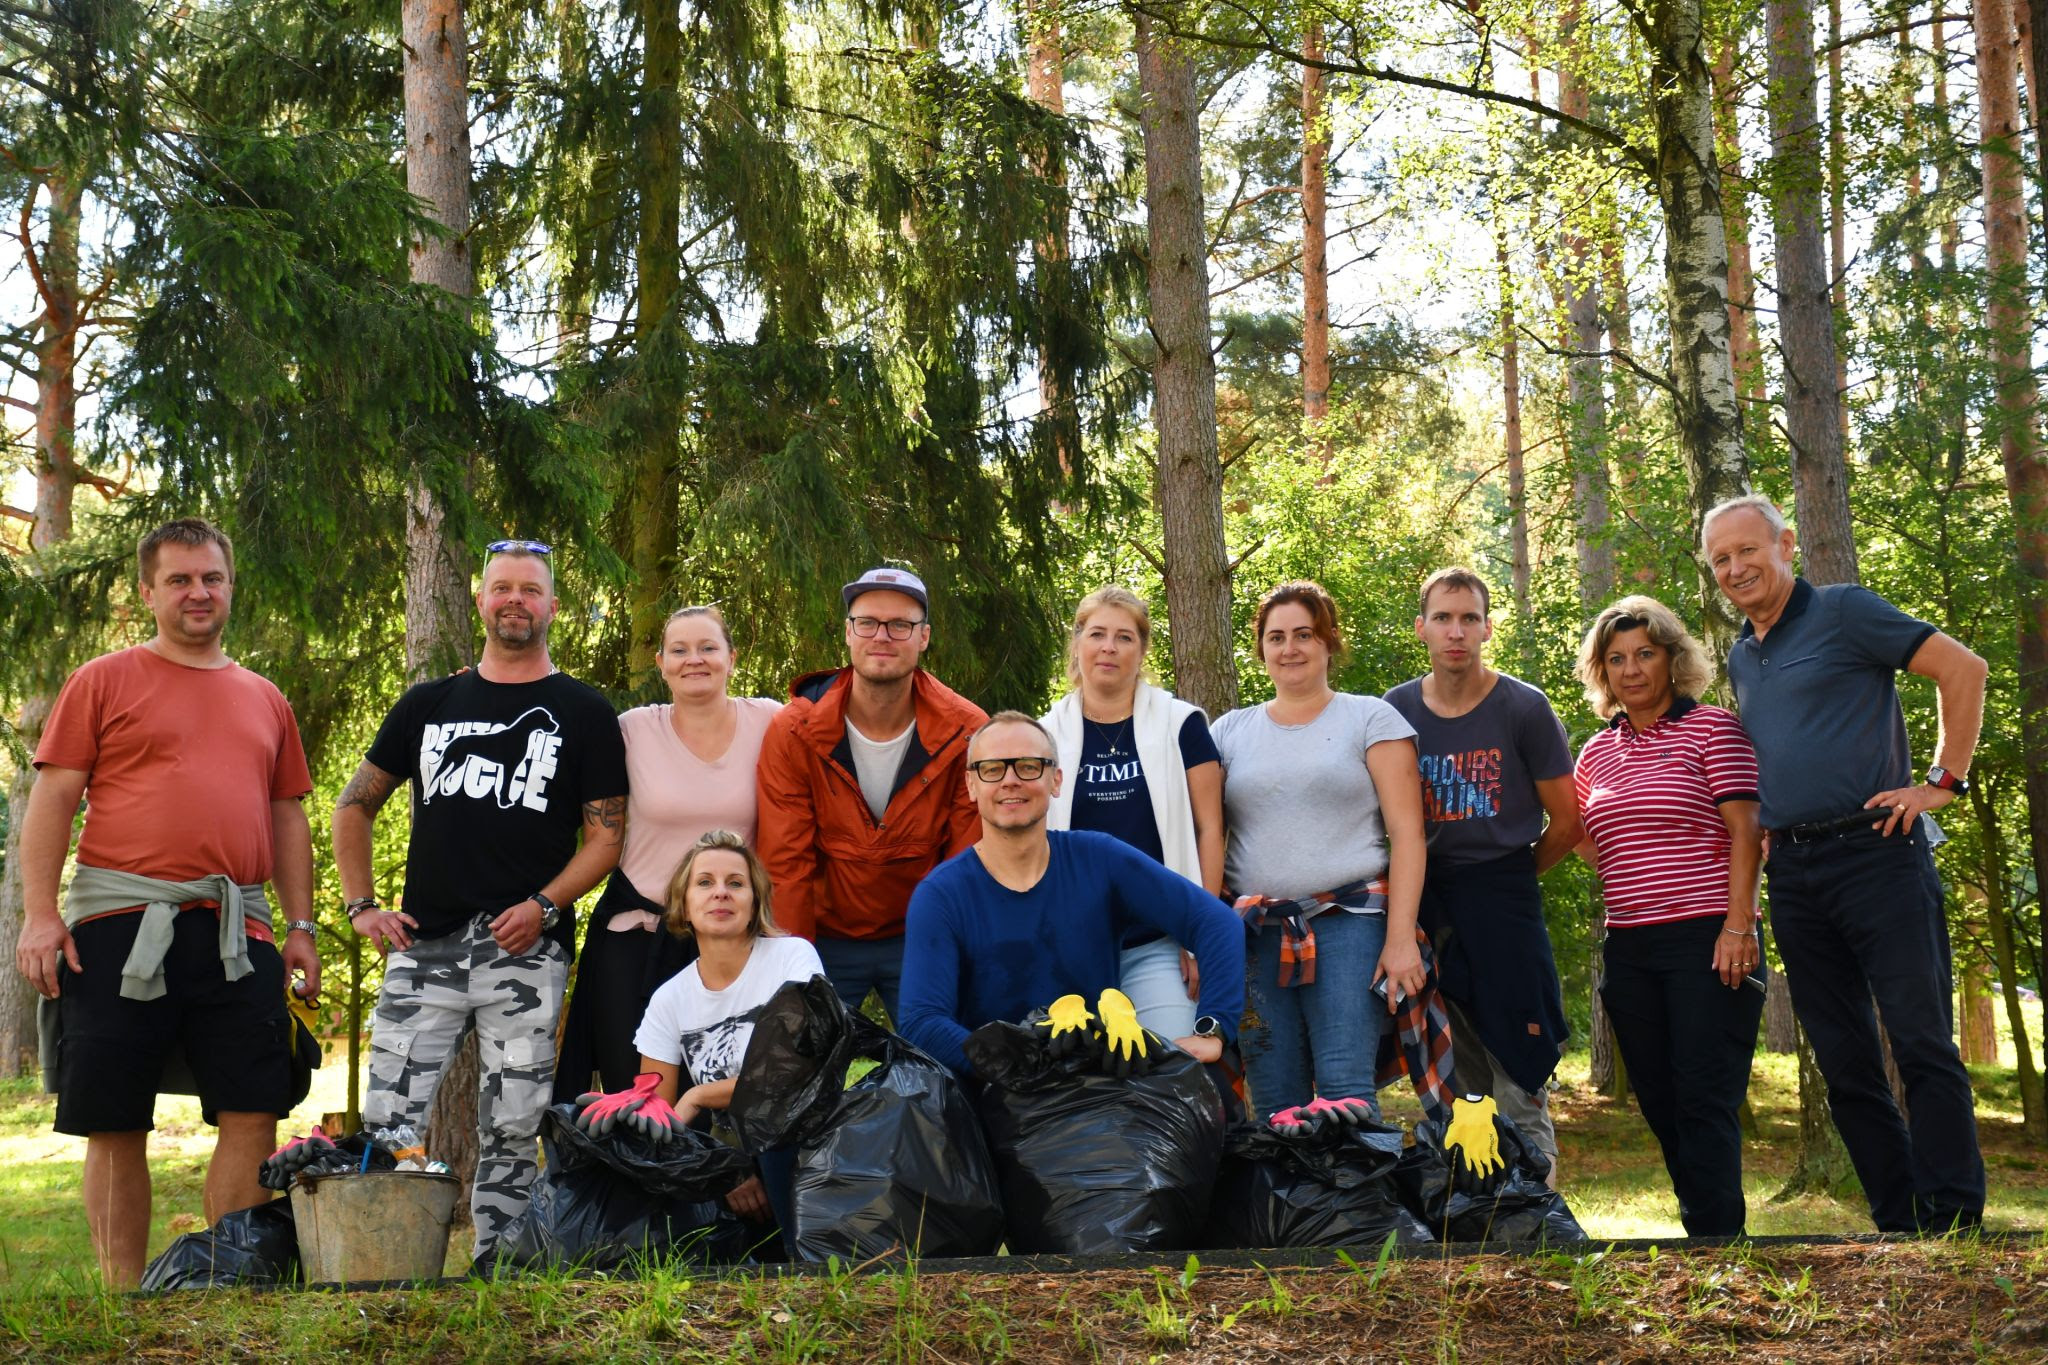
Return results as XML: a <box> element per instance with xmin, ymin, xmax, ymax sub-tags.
<box><xmin>1233</xmin><ymin>879</ymin><xmax>1388</xmax><ymax>988</ymax></box>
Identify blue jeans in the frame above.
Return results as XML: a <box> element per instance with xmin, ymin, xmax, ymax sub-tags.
<box><xmin>1119</xmin><ymin>936</ymin><xmax>1197</xmax><ymax>1039</ymax></box>
<box><xmin>815</xmin><ymin>934</ymin><xmax>904</xmax><ymax>1026</ymax></box>
<box><xmin>1243</xmin><ymin>910</ymin><xmax>1387</xmax><ymax>1119</ymax></box>
<box><xmin>1767</xmin><ymin>824</ymin><xmax>1983</xmax><ymax>1232</ymax></box>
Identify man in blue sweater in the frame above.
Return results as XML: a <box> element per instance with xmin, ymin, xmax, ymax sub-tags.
<box><xmin>898</xmin><ymin>711</ymin><xmax>1246</xmax><ymax>1076</ymax></box>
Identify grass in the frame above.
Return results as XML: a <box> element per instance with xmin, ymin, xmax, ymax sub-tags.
<box><xmin>1</xmin><ymin>1012</ymin><xmax>2045</xmax><ymax>1359</ymax></box>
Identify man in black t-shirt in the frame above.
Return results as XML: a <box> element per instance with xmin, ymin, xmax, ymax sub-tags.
<box><xmin>1384</xmin><ymin>567</ymin><xmax>1581</xmax><ymax>1182</ymax></box>
<box><xmin>333</xmin><ymin>543</ymin><xmax>627</xmax><ymax>1258</ymax></box>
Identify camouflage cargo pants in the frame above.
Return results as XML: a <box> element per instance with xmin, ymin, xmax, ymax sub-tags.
<box><xmin>364</xmin><ymin>919</ymin><xmax>568</xmax><ymax>1258</ymax></box>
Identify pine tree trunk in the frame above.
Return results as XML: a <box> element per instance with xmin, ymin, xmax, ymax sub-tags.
<box><xmin>1764</xmin><ymin>971</ymin><xmax>1798</xmax><ymax>1051</ymax></box>
<box><xmin>0</xmin><ymin>173</ymin><xmax>84</xmax><ymax>1080</ymax></box>
<box><xmin>1648</xmin><ymin>0</ymin><xmax>1750</xmax><ymax>649</ymax></box>
<box><xmin>1135</xmin><ymin>10</ymin><xmax>1236</xmax><ymax>719</ymax></box>
<box><xmin>1712</xmin><ymin>37</ymin><xmax>1765</xmax><ymax>404</ymax></box>
<box><xmin>1302</xmin><ymin>22</ymin><xmax>1331</xmax><ymax>462</ymax></box>
<box><xmin>1778</xmin><ymin>1019</ymin><xmax>1861</xmax><ymax>1197</ymax></box>
<box><xmin>403</xmin><ymin>0</ymin><xmax>482</xmax><ymax>1191</ymax></box>
<box><xmin>1764</xmin><ymin>0</ymin><xmax>1857</xmax><ymax>585</ymax></box>
<box><xmin>1496</xmin><ymin>223</ymin><xmax>1534</xmax><ymax>646</ymax></box>
<box><xmin>1826</xmin><ymin>0</ymin><xmax>1850</xmax><ymax>446</ymax></box>
<box><xmin>2029</xmin><ymin>0</ymin><xmax>2048</xmax><ymax>193</ymax></box>
<box><xmin>626</xmin><ymin>0</ymin><xmax>684</xmax><ymax>685</ymax></box>
<box><xmin>1975</xmin><ymin>792</ymin><xmax>2047</xmax><ymax>1139</ymax></box>
<box><xmin>1977</xmin><ymin>0</ymin><xmax>2048</xmax><ymax>1151</ymax></box>
<box><xmin>1024</xmin><ymin>0</ymin><xmax>1079</xmax><ymax>477</ymax></box>
<box><xmin>1957</xmin><ymin>932</ymin><xmax>1998</xmax><ymax>1067</ymax></box>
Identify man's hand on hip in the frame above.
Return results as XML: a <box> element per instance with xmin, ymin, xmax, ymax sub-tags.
<box><xmin>282</xmin><ymin>927</ymin><xmax>322</xmax><ymax>999</ymax></box>
<box><xmin>490</xmin><ymin>900</ymin><xmax>545</xmax><ymax>956</ymax></box>
<box><xmin>15</xmin><ymin>913</ymin><xmax>80</xmax><ymax>999</ymax></box>
<box><xmin>1863</xmin><ymin>782</ymin><xmax>1954</xmax><ymax>837</ymax></box>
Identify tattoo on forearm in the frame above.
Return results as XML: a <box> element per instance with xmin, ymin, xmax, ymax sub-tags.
<box><xmin>335</xmin><ymin>763</ymin><xmax>399</xmax><ymax>816</ymax></box>
<box><xmin>583</xmin><ymin>795</ymin><xmax>627</xmax><ymax>837</ymax></box>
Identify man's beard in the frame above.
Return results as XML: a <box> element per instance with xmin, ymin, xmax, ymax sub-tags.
<box><xmin>491</xmin><ymin>613</ymin><xmax>545</xmax><ymax>649</ymax></box>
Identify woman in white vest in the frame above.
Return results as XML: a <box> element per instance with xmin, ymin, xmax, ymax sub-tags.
<box><xmin>1041</xmin><ymin>586</ymin><xmax>1225</xmax><ymax>1038</ymax></box>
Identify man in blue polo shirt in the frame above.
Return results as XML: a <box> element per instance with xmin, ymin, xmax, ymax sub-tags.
<box><xmin>1704</xmin><ymin>494</ymin><xmax>1988</xmax><ymax>1233</ymax></box>
<box><xmin>898</xmin><ymin>711</ymin><xmax>1245</xmax><ymax>1078</ymax></box>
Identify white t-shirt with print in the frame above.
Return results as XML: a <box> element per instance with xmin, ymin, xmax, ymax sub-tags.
<box><xmin>633</xmin><ymin>934</ymin><xmax>826</xmax><ymax>1085</ymax></box>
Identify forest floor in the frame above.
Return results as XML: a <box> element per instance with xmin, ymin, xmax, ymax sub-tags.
<box><xmin>2</xmin><ymin>1039</ymin><xmax>2045</xmax><ymax>1360</ymax></box>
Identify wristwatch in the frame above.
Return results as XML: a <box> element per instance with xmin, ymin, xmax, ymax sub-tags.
<box><xmin>1927</xmin><ymin>766</ymin><xmax>1971</xmax><ymax>795</ymax></box>
<box><xmin>285</xmin><ymin>919</ymin><xmax>318</xmax><ymax>937</ymax></box>
<box><xmin>1192</xmin><ymin>1015</ymin><xmax>1222</xmax><ymax>1039</ymax></box>
<box><xmin>531</xmin><ymin>892</ymin><xmax>560</xmax><ymax>932</ymax></box>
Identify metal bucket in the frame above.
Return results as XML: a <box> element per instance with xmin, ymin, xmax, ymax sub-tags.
<box><xmin>290</xmin><ymin>1170</ymin><xmax>462</xmax><ymax>1285</ymax></box>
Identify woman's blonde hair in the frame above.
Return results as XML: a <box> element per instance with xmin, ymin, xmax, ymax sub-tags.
<box><xmin>663</xmin><ymin>829</ymin><xmax>780</xmax><ymax>939</ymax></box>
<box><xmin>1065</xmin><ymin>586</ymin><xmax>1154</xmax><ymax>688</ymax></box>
<box><xmin>1575</xmin><ymin>595</ymin><xmax>1715</xmax><ymax>719</ymax></box>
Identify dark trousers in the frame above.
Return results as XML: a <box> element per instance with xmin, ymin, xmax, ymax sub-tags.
<box><xmin>1767</xmin><ymin>825</ymin><xmax>1984</xmax><ymax>1232</ymax></box>
<box><xmin>1601</xmin><ymin>916</ymin><xmax>1763</xmax><ymax>1237</ymax></box>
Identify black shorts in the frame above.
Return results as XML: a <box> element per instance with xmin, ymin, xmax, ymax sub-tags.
<box><xmin>55</xmin><ymin>907</ymin><xmax>292</xmax><ymax>1136</ymax></box>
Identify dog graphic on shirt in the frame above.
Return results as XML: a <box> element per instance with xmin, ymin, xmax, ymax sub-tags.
<box><xmin>418</xmin><ymin>708</ymin><xmax>564</xmax><ymax>812</ymax></box>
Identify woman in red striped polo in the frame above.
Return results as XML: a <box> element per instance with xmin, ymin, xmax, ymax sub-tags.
<box><xmin>1573</xmin><ymin>596</ymin><xmax>1765</xmax><ymax>1237</ymax></box>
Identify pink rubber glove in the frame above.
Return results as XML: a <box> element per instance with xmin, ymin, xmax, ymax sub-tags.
<box><xmin>626</xmin><ymin>1092</ymin><xmax>684</xmax><ymax>1144</ymax></box>
<box><xmin>574</xmin><ymin>1073</ymin><xmax>659</xmax><ymax>1137</ymax></box>
<box><xmin>1269</xmin><ymin>1104</ymin><xmax>1313</xmax><ymax>1135</ymax></box>
<box><xmin>1300</xmin><ymin>1095</ymin><xmax>1376</xmax><ymax>1130</ymax></box>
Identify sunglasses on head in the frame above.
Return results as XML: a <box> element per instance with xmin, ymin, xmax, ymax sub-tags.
<box><xmin>487</xmin><ymin>539</ymin><xmax>552</xmax><ymax>556</ymax></box>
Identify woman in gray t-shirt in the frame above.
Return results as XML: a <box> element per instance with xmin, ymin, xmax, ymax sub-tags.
<box><xmin>1212</xmin><ymin>581</ymin><xmax>1427</xmax><ymax>1120</ymax></box>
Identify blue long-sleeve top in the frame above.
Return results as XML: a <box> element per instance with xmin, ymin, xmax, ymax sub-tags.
<box><xmin>898</xmin><ymin>829</ymin><xmax>1247</xmax><ymax>1076</ymax></box>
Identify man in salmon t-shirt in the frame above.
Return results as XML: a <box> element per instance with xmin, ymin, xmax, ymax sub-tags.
<box><xmin>12</xmin><ymin>518</ymin><xmax>319</xmax><ymax>1289</ymax></box>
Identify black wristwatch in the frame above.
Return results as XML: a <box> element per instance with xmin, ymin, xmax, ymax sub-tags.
<box><xmin>1927</xmin><ymin>766</ymin><xmax>1971</xmax><ymax>796</ymax></box>
<box><xmin>531</xmin><ymin>892</ymin><xmax>560</xmax><ymax>932</ymax></box>
<box><xmin>1192</xmin><ymin>1015</ymin><xmax>1222</xmax><ymax>1039</ymax></box>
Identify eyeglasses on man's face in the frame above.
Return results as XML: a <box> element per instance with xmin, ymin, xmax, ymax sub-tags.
<box><xmin>848</xmin><ymin>615</ymin><xmax>925</xmax><ymax>640</ymax></box>
<box><xmin>967</xmin><ymin>756</ymin><xmax>1052</xmax><ymax>783</ymax></box>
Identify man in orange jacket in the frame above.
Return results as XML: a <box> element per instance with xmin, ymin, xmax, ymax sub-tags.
<box><xmin>755</xmin><ymin>567</ymin><xmax>987</xmax><ymax>1022</ymax></box>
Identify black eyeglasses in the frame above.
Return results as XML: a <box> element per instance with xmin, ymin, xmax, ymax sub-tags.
<box><xmin>967</xmin><ymin>756</ymin><xmax>1052</xmax><ymax>783</ymax></box>
<box><xmin>848</xmin><ymin>615</ymin><xmax>924</xmax><ymax>640</ymax></box>
<box><xmin>487</xmin><ymin>539</ymin><xmax>552</xmax><ymax>555</ymax></box>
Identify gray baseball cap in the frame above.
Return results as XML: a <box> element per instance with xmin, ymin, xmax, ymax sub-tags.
<box><xmin>842</xmin><ymin>566</ymin><xmax>929</xmax><ymax>613</ymax></box>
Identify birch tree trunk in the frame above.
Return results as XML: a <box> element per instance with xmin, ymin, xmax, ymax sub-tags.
<box><xmin>1558</xmin><ymin>4</ymin><xmax>1615</xmax><ymax>606</ymax></box>
<box><xmin>1302</xmin><ymin>21</ymin><xmax>1332</xmax><ymax>461</ymax></box>
<box><xmin>1648</xmin><ymin>0</ymin><xmax>1749</xmax><ymax>647</ymax></box>
<box><xmin>403</xmin><ymin>0</ymin><xmax>482</xmax><ymax>1190</ymax></box>
<box><xmin>1976</xmin><ymin>0</ymin><xmax>2048</xmax><ymax>1144</ymax></box>
<box><xmin>1765</xmin><ymin>0</ymin><xmax>1857</xmax><ymax>584</ymax></box>
<box><xmin>1135</xmin><ymin>8</ymin><xmax>1236</xmax><ymax>718</ymax></box>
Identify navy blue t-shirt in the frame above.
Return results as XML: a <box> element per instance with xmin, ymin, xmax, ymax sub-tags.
<box><xmin>1727</xmin><ymin>578</ymin><xmax>1937</xmax><ymax>829</ymax></box>
<box><xmin>897</xmin><ymin>830</ymin><xmax>1246</xmax><ymax>1076</ymax></box>
<box><xmin>1070</xmin><ymin>711</ymin><xmax>1219</xmax><ymax>948</ymax></box>
<box><xmin>1068</xmin><ymin>710</ymin><xmax>1219</xmax><ymax>862</ymax></box>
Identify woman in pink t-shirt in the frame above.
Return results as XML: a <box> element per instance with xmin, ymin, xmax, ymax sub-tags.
<box><xmin>554</xmin><ymin>606</ymin><xmax>783</xmax><ymax>1098</ymax></box>
<box><xmin>1573</xmin><ymin>595</ymin><xmax>1763</xmax><ymax>1237</ymax></box>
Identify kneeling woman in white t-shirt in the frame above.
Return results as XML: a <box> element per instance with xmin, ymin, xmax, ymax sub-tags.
<box><xmin>633</xmin><ymin>829</ymin><xmax>822</xmax><ymax>1240</ymax></box>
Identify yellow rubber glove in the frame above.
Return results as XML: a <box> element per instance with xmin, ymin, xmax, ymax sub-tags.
<box><xmin>1035</xmin><ymin>993</ymin><xmax>1097</xmax><ymax>1059</ymax></box>
<box><xmin>1096</xmin><ymin>988</ymin><xmax>1153</xmax><ymax>1078</ymax></box>
<box><xmin>1443</xmin><ymin>1094</ymin><xmax>1505</xmax><ymax>1192</ymax></box>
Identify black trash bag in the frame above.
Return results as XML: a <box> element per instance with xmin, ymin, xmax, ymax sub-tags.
<box><xmin>501</xmin><ymin>1105</ymin><xmax>762</xmax><ymax>1271</ymax></box>
<box><xmin>965</xmin><ymin>1018</ymin><xmax>1225</xmax><ymax>1255</ymax></box>
<box><xmin>1398</xmin><ymin>1112</ymin><xmax>1586</xmax><ymax>1246</ymax></box>
<box><xmin>1205</xmin><ymin>1120</ymin><xmax>1435</xmax><ymax>1250</ymax></box>
<box><xmin>730</xmin><ymin>977</ymin><xmax>1004</xmax><ymax>1261</ymax></box>
<box><xmin>140</xmin><ymin>1198</ymin><xmax>299</xmax><ymax>1290</ymax></box>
